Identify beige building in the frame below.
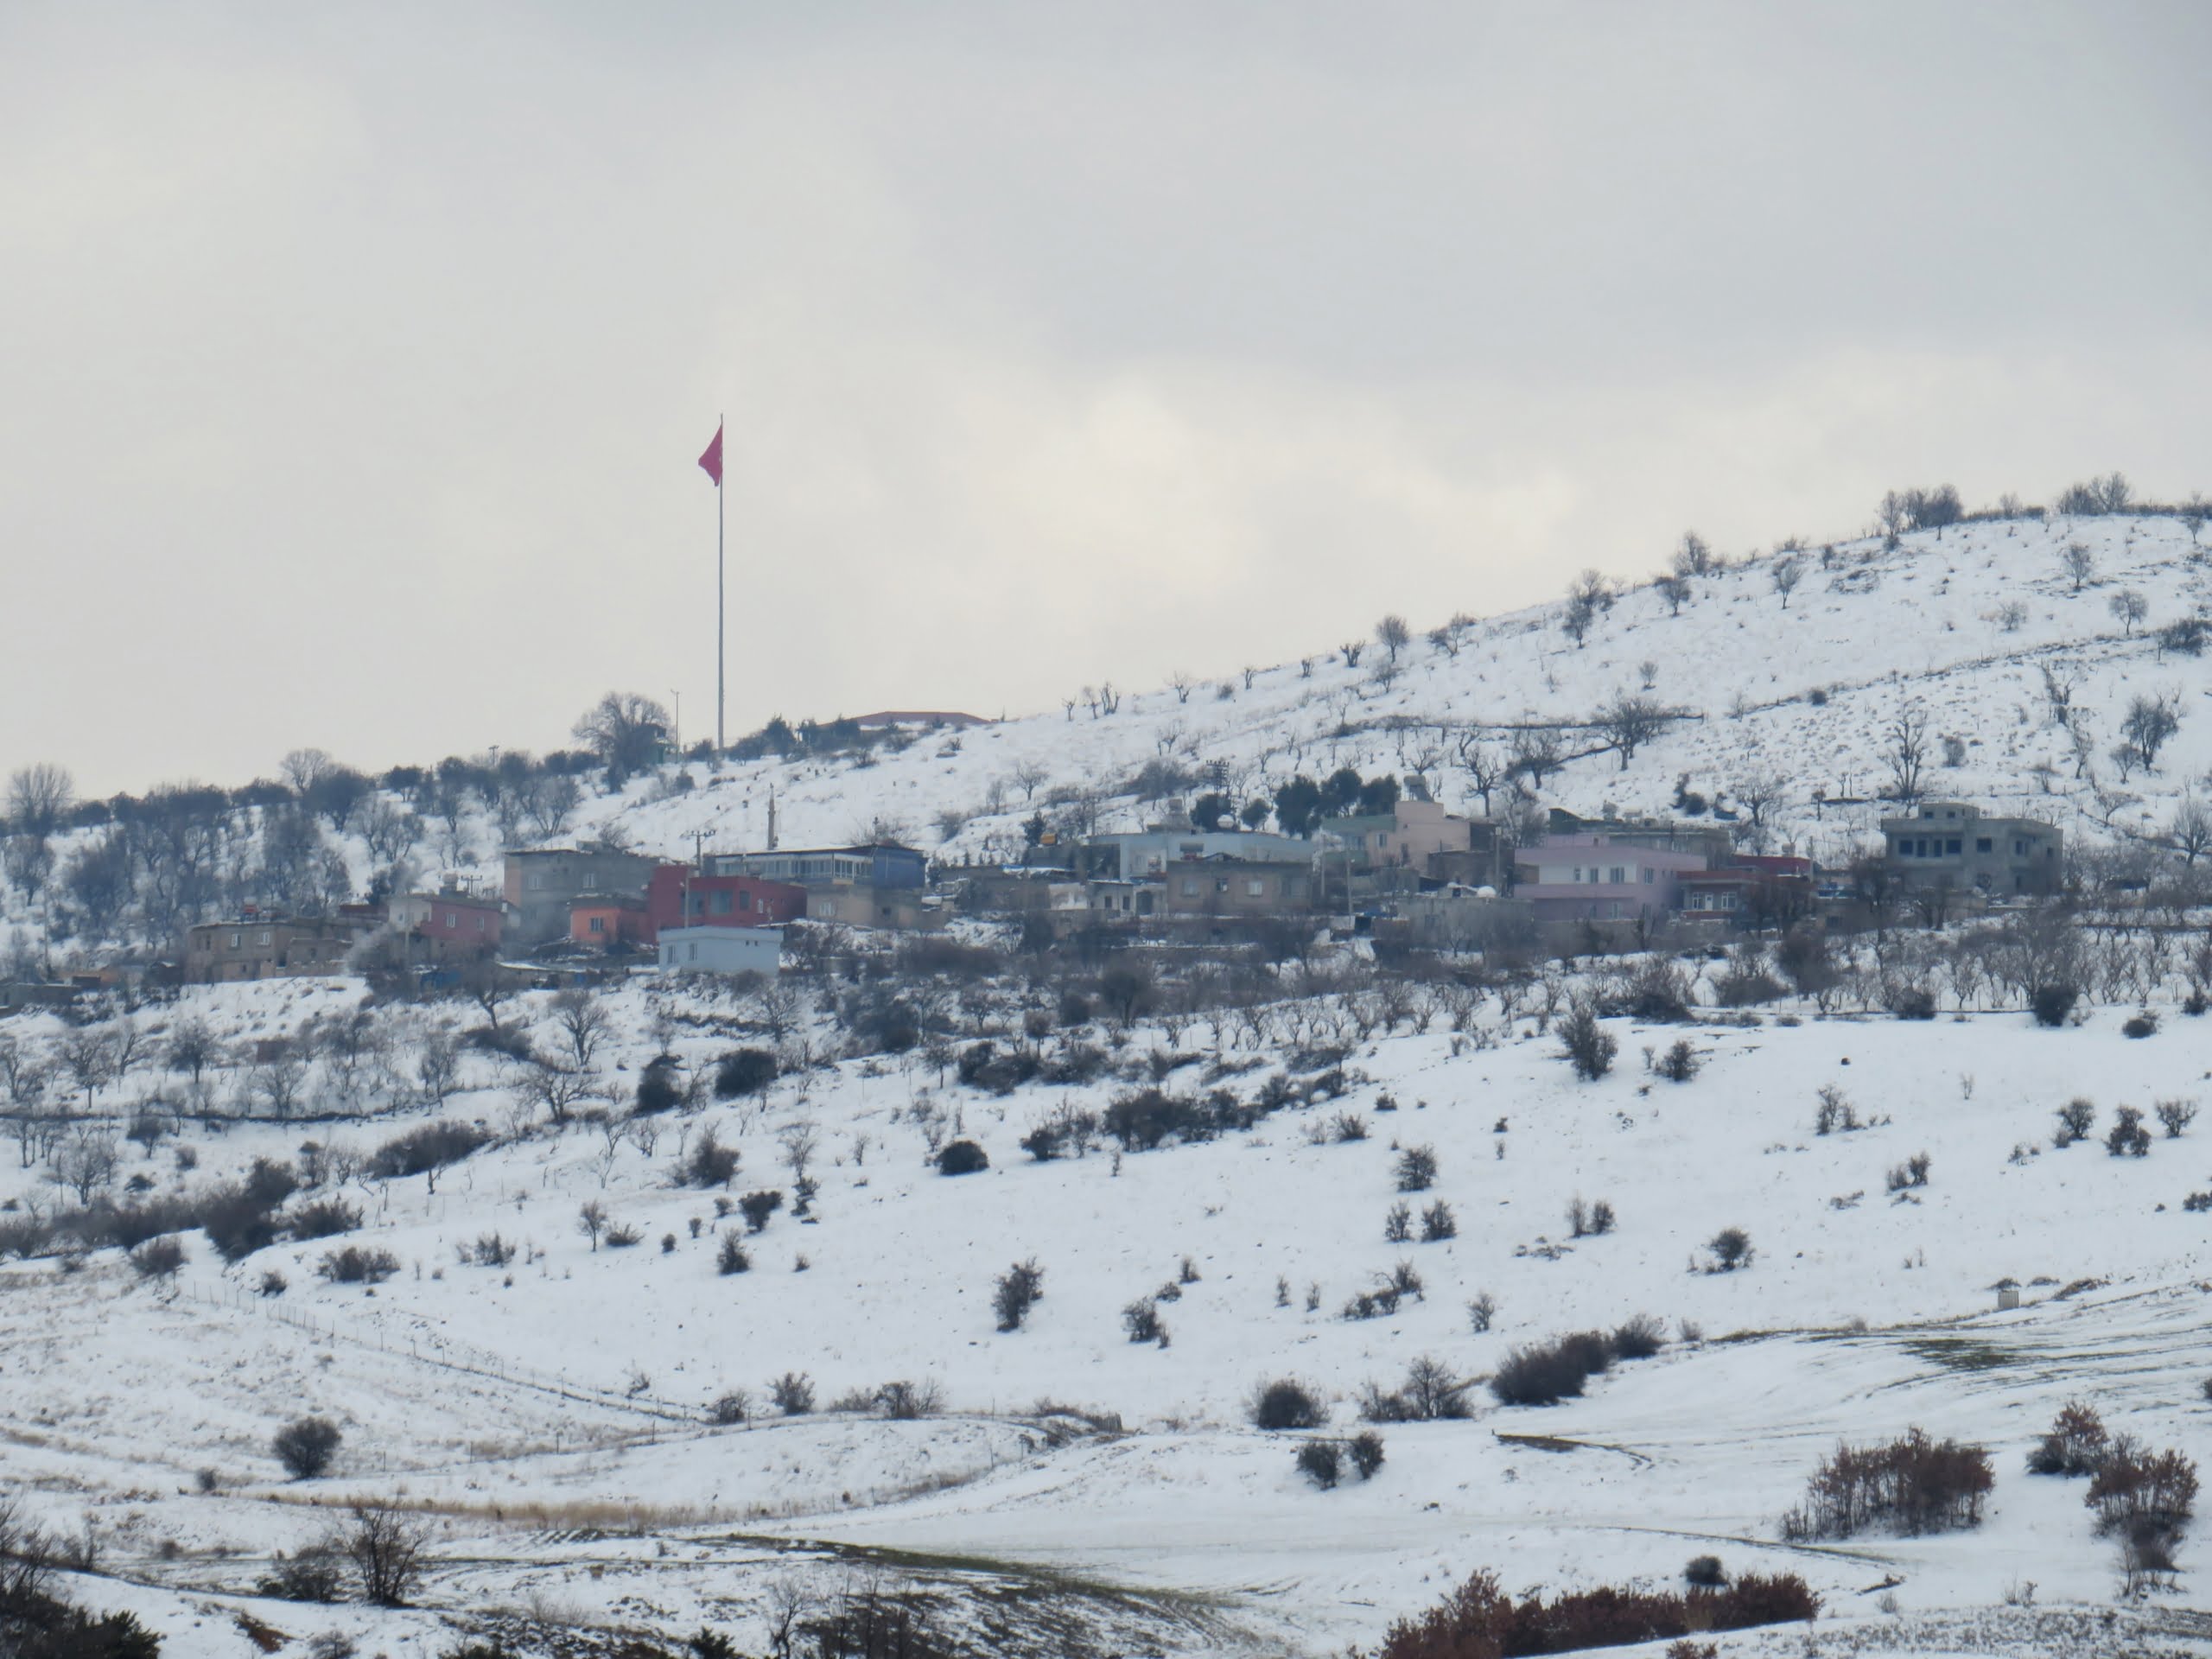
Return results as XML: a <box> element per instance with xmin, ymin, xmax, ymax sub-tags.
<box><xmin>183</xmin><ymin>915</ymin><xmax>373</xmax><ymax>984</ymax></box>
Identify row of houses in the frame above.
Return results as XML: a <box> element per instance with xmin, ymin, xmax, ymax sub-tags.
<box><xmin>171</xmin><ymin>797</ymin><xmax>2063</xmax><ymax>987</ymax></box>
<box><xmin>176</xmin><ymin>841</ymin><xmax>934</xmax><ymax>985</ymax></box>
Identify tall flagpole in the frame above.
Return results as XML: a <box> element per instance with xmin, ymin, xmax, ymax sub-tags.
<box><xmin>716</xmin><ymin>410</ymin><xmax>726</xmax><ymax>754</ymax></box>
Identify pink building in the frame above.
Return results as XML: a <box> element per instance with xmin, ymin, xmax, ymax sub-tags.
<box><xmin>1512</xmin><ymin>834</ymin><xmax>1709</xmax><ymax>923</ymax></box>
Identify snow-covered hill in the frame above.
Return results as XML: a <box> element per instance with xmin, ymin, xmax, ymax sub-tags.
<box><xmin>6</xmin><ymin>508</ymin><xmax>2212</xmax><ymax>1659</ymax></box>
<box><xmin>544</xmin><ymin>509</ymin><xmax>2212</xmax><ymax>874</ymax></box>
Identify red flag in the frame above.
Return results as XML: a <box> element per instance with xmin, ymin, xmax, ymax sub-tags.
<box><xmin>697</xmin><ymin>423</ymin><xmax>723</xmax><ymax>486</ymax></box>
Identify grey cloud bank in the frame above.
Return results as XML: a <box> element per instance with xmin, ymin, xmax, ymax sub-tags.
<box><xmin>2</xmin><ymin>1</ymin><xmax>2206</xmax><ymax>793</ymax></box>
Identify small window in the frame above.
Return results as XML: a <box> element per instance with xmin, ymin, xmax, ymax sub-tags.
<box><xmin>589</xmin><ymin>916</ymin><xmax>604</xmax><ymax>934</ymax></box>
<box><xmin>1976</xmin><ymin>837</ymin><xmax>1993</xmax><ymax>854</ymax></box>
<box><xmin>1181</xmin><ymin>878</ymin><xmax>1199</xmax><ymax>896</ymax></box>
<box><xmin>1214</xmin><ymin>878</ymin><xmax>1229</xmax><ymax>893</ymax></box>
<box><xmin>257</xmin><ymin>929</ymin><xmax>271</xmax><ymax>945</ymax></box>
<box><xmin>1246</xmin><ymin>878</ymin><xmax>1264</xmax><ymax>897</ymax></box>
<box><xmin>738</xmin><ymin>891</ymin><xmax>752</xmax><ymax>911</ymax></box>
<box><xmin>1946</xmin><ymin>839</ymin><xmax>1961</xmax><ymax>855</ymax></box>
<box><xmin>1609</xmin><ymin>867</ymin><xmax>1625</xmax><ymax>885</ymax></box>
<box><xmin>1641</xmin><ymin>868</ymin><xmax>1655</xmax><ymax>884</ymax></box>
<box><xmin>710</xmin><ymin>890</ymin><xmax>733</xmax><ymax>916</ymax></box>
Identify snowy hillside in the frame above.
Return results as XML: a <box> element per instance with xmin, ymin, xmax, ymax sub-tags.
<box><xmin>7</xmin><ymin>950</ymin><xmax>2212</xmax><ymax>1654</ymax></box>
<box><xmin>564</xmin><ymin>509</ymin><xmax>2212</xmax><ymax>869</ymax></box>
<box><xmin>5</xmin><ymin>506</ymin><xmax>2212</xmax><ymax>1658</ymax></box>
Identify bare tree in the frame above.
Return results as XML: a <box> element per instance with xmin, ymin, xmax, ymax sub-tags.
<box><xmin>2108</xmin><ymin>589</ymin><xmax>2148</xmax><ymax>636</ymax></box>
<box><xmin>1599</xmin><ymin>696</ymin><xmax>1669</xmax><ymax>770</ymax></box>
<box><xmin>1453</xmin><ymin>733</ymin><xmax>1510</xmax><ymax>817</ymax></box>
<box><xmin>57</xmin><ymin>1028</ymin><xmax>116</xmax><ymax>1104</ymax></box>
<box><xmin>49</xmin><ymin>1126</ymin><xmax>119</xmax><ymax>1205</ymax></box>
<box><xmin>1771</xmin><ymin>556</ymin><xmax>1803</xmax><ymax>609</ymax></box>
<box><xmin>1654</xmin><ymin>573</ymin><xmax>1689</xmax><ymax>615</ymax></box>
<box><xmin>343</xmin><ymin>1502</ymin><xmax>429</xmax><ymax>1606</ymax></box>
<box><xmin>1166</xmin><ymin>670</ymin><xmax>1195</xmax><ymax>705</ymax></box>
<box><xmin>4</xmin><ymin>763</ymin><xmax>74</xmax><ymax>837</ymax></box>
<box><xmin>572</xmin><ymin>691</ymin><xmax>672</xmax><ymax>786</ymax></box>
<box><xmin>1733</xmin><ymin>771</ymin><xmax>1787</xmax><ymax>828</ymax></box>
<box><xmin>280</xmin><ymin>748</ymin><xmax>337</xmax><ymax>795</ymax></box>
<box><xmin>461</xmin><ymin>958</ymin><xmax>520</xmax><ymax>1032</ymax></box>
<box><xmin>548</xmin><ymin>986</ymin><xmax>612</xmax><ymax>1071</ymax></box>
<box><xmin>1010</xmin><ymin>760</ymin><xmax>1049</xmax><ymax>804</ymax></box>
<box><xmin>515</xmin><ymin>1056</ymin><xmax>596</xmax><ymax>1126</ymax></box>
<box><xmin>2167</xmin><ymin>795</ymin><xmax>2212</xmax><ymax>866</ymax></box>
<box><xmin>1376</xmin><ymin>614</ymin><xmax>1412</xmax><ymax>664</ymax></box>
<box><xmin>576</xmin><ymin>1199</ymin><xmax>607</xmax><ymax>1250</ymax></box>
<box><xmin>779</xmin><ymin>1120</ymin><xmax>820</xmax><ymax>1184</ymax></box>
<box><xmin>2061</xmin><ymin>543</ymin><xmax>2095</xmax><ymax>593</ymax></box>
<box><xmin>1885</xmin><ymin>702</ymin><xmax>1930</xmax><ymax>802</ymax></box>
<box><xmin>1674</xmin><ymin>531</ymin><xmax>1715</xmax><ymax>577</ymax></box>
<box><xmin>2119</xmin><ymin>693</ymin><xmax>2181</xmax><ymax>774</ymax></box>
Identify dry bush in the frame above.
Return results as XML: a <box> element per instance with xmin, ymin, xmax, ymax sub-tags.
<box><xmin>1781</xmin><ymin>1428</ymin><xmax>1993</xmax><ymax>1539</ymax></box>
<box><xmin>2026</xmin><ymin>1400</ymin><xmax>2107</xmax><ymax>1477</ymax></box>
<box><xmin>1379</xmin><ymin>1567</ymin><xmax>1817</xmax><ymax>1658</ymax></box>
<box><xmin>1249</xmin><ymin>1377</ymin><xmax>1325</xmax><ymax>1430</ymax></box>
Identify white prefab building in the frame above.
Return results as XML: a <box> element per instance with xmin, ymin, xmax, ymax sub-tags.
<box><xmin>656</xmin><ymin>925</ymin><xmax>781</xmax><ymax>976</ymax></box>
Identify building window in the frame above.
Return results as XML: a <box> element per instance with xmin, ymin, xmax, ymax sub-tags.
<box><xmin>1947</xmin><ymin>839</ymin><xmax>1961</xmax><ymax>855</ymax></box>
<box><xmin>1977</xmin><ymin>837</ymin><xmax>1993</xmax><ymax>853</ymax></box>
<box><xmin>1246</xmin><ymin>878</ymin><xmax>1264</xmax><ymax>897</ymax></box>
<box><xmin>2014</xmin><ymin>839</ymin><xmax>2026</xmax><ymax>856</ymax></box>
<box><xmin>711</xmin><ymin>890</ymin><xmax>733</xmax><ymax>916</ymax></box>
<box><xmin>1609</xmin><ymin>867</ymin><xmax>1625</xmax><ymax>885</ymax></box>
<box><xmin>589</xmin><ymin>917</ymin><xmax>604</xmax><ymax>934</ymax></box>
<box><xmin>1182</xmin><ymin>879</ymin><xmax>1199</xmax><ymax>896</ymax></box>
<box><xmin>738</xmin><ymin>892</ymin><xmax>752</xmax><ymax>911</ymax></box>
<box><xmin>1641</xmin><ymin>868</ymin><xmax>1655</xmax><ymax>884</ymax></box>
<box><xmin>257</xmin><ymin>930</ymin><xmax>271</xmax><ymax>945</ymax></box>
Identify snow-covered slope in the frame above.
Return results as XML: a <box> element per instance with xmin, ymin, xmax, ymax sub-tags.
<box><xmin>7</xmin><ymin>966</ymin><xmax>2212</xmax><ymax>1655</ymax></box>
<box><xmin>570</xmin><ymin>511</ymin><xmax>2212</xmax><ymax>870</ymax></box>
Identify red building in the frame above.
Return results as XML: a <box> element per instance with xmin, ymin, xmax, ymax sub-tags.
<box><xmin>645</xmin><ymin>864</ymin><xmax>807</xmax><ymax>939</ymax></box>
<box><xmin>391</xmin><ymin>891</ymin><xmax>503</xmax><ymax>951</ymax></box>
<box><xmin>570</xmin><ymin>897</ymin><xmax>653</xmax><ymax>950</ymax></box>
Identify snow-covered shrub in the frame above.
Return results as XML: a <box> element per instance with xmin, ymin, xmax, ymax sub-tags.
<box><xmin>767</xmin><ymin>1372</ymin><xmax>815</xmax><ymax>1415</ymax></box>
<box><xmin>257</xmin><ymin>1544</ymin><xmax>346</xmax><ymax>1602</ymax></box>
<box><xmin>1295</xmin><ymin>1439</ymin><xmax>1343</xmax><ymax>1489</ymax></box>
<box><xmin>2157</xmin><ymin>1099</ymin><xmax>2198</xmax><ymax>1138</ymax></box>
<box><xmin>1684</xmin><ymin>1554</ymin><xmax>1726</xmax><ymax>1587</ymax></box>
<box><xmin>1393</xmin><ymin>1145</ymin><xmax>1438</xmax><ymax>1192</ymax></box>
<box><xmin>936</xmin><ymin>1138</ymin><xmax>988</xmax><ymax>1175</ymax></box>
<box><xmin>1704</xmin><ymin>1227</ymin><xmax>1754</xmax><ymax>1273</ymax></box>
<box><xmin>1656</xmin><ymin>1039</ymin><xmax>1700</xmax><ymax>1083</ymax></box>
<box><xmin>2088</xmin><ymin>1440</ymin><xmax>2200</xmax><ymax>1543</ymax></box>
<box><xmin>1122</xmin><ymin>1299</ymin><xmax>1167</xmax><ymax>1345</ymax></box>
<box><xmin>2055</xmin><ymin>1097</ymin><xmax>2095</xmax><ymax>1146</ymax></box>
<box><xmin>2106</xmin><ymin>1106</ymin><xmax>2151</xmax><ymax>1157</ymax></box>
<box><xmin>715</xmin><ymin>1233</ymin><xmax>750</xmax><ymax>1274</ymax></box>
<box><xmin>713</xmin><ymin>1047</ymin><xmax>778</xmax><ymax>1102</ymax></box>
<box><xmin>288</xmin><ymin>1198</ymin><xmax>361</xmax><ymax>1241</ymax></box>
<box><xmin>874</xmin><ymin>1378</ymin><xmax>945</xmax><ymax>1420</ymax></box>
<box><xmin>1466</xmin><ymin>1292</ymin><xmax>1497</xmax><ymax>1333</ymax></box>
<box><xmin>315</xmin><ymin>1245</ymin><xmax>398</xmax><ymax>1285</ymax></box>
<box><xmin>1780</xmin><ymin>1428</ymin><xmax>1993</xmax><ymax>1539</ymax></box>
<box><xmin>738</xmin><ymin>1190</ymin><xmax>785</xmax><ymax>1233</ymax></box>
<box><xmin>2027</xmin><ymin>1400</ymin><xmax>2108</xmax><ymax>1476</ymax></box>
<box><xmin>1611</xmin><ymin>1314</ymin><xmax>1667</xmax><ymax>1360</ymax></box>
<box><xmin>680</xmin><ymin>1126</ymin><xmax>741</xmax><ymax>1188</ymax></box>
<box><xmin>1490</xmin><ymin>1332</ymin><xmax>1616</xmax><ymax>1407</ymax></box>
<box><xmin>1249</xmin><ymin>1377</ymin><xmax>1325</xmax><ymax>1431</ymax></box>
<box><xmin>1421</xmin><ymin>1201</ymin><xmax>1457</xmax><ymax>1242</ymax></box>
<box><xmin>992</xmin><ymin>1259</ymin><xmax>1045</xmax><ymax>1332</ymax></box>
<box><xmin>369</xmin><ymin>1120</ymin><xmax>487</xmax><ymax>1181</ymax></box>
<box><xmin>1346</xmin><ymin>1430</ymin><xmax>1386</xmax><ymax>1480</ymax></box>
<box><xmin>2030</xmin><ymin>982</ymin><xmax>2080</xmax><ymax>1027</ymax></box>
<box><xmin>1559</xmin><ymin>1001</ymin><xmax>1617</xmax><ymax>1081</ymax></box>
<box><xmin>1382</xmin><ymin>1202</ymin><xmax>1412</xmax><ymax>1243</ymax></box>
<box><xmin>272</xmin><ymin>1416</ymin><xmax>342</xmax><ymax>1479</ymax></box>
<box><xmin>707</xmin><ymin>1390</ymin><xmax>751</xmax><ymax>1426</ymax></box>
<box><xmin>2122</xmin><ymin>1011</ymin><xmax>2158</xmax><ymax>1039</ymax></box>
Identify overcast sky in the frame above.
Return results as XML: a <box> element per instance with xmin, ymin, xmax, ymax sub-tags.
<box><xmin>3</xmin><ymin>1</ymin><xmax>2208</xmax><ymax>797</ymax></box>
